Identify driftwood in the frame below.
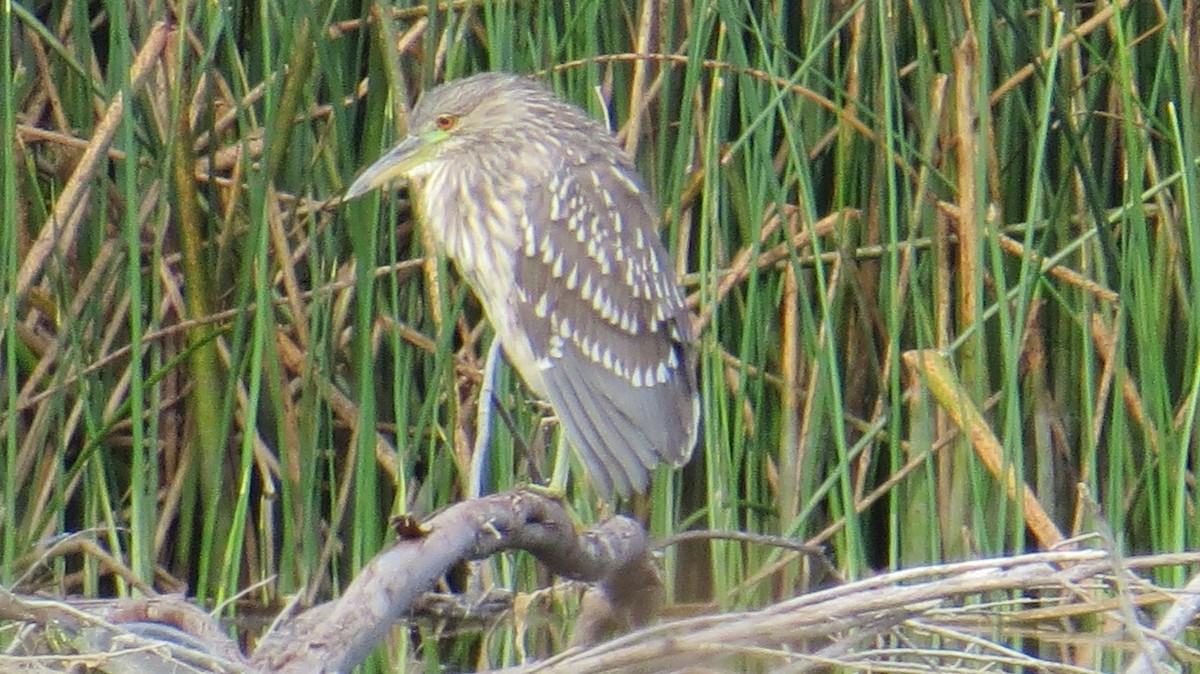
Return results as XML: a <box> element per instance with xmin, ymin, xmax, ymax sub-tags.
<box><xmin>253</xmin><ymin>489</ymin><xmax>656</xmax><ymax>672</ymax></box>
<box><xmin>0</xmin><ymin>589</ymin><xmax>251</xmax><ymax>673</ymax></box>
<box><xmin>498</xmin><ymin>549</ymin><xmax>1200</xmax><ymax>674</ymax></box>
<box><xmin>5</xmin><ymin>496</ymin><xmax>1200</xmax><ymax>673</ymax></box>
<box><xmin>1</xmin><ymin>489</ymin><xmax>658</xmax><ymax>673</ymax></box>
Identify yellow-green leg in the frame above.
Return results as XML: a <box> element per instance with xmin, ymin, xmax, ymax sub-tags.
<box><xmin>547</xmin><ymin>432</ymin><xmax>571</xmax><ymax>496</ymax></box>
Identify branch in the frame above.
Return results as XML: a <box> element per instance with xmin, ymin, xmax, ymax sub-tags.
<box><xmin>0</xmin><ymin>589</ymin><xmax>252</xmax><ymax>673</ymax></box>
<box><xmin>251</xmin><ymin>488</ymin><xmax>656</xmax><ymax>673</ymax></box>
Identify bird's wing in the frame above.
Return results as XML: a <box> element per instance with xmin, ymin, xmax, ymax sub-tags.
<box><xmin>512</xmin><ymin>156</ymin><xmax>699</xmax><ymax>499</ymax></box>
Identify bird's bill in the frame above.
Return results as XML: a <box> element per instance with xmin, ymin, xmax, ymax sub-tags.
<box><xmin>343</xmin><ymin>133</ymin><xmax>438</xmax><ymax>200</ymax></box>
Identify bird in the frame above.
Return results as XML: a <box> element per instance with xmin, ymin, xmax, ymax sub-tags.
<box><xmin>344</xmin><ymin>72</ymin><xmax>699</xmax><ymax>500</ymax></box>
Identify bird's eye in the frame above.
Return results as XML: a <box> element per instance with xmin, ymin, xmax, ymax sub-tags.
<box><xmin>434</xmin><ymin>114</ymin><xmax>458</xmax><ymax>131</ymax></box>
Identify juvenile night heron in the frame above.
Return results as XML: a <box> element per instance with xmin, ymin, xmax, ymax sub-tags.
<box><xmin>345</xmin><ymin>72</ymin><xmax>699</xmax><ymax>500</ymax></box>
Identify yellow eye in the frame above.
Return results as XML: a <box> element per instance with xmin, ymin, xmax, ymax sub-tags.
<box><xmin>434</xmin><ymin>114</ymin><xmax>458</xmax><ymax>131</ymax></box>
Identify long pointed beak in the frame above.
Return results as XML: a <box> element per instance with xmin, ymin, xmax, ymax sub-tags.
<box><xmin>343</xmin><ymin>134</ymin><xmax>433</xmax><ymax>201</ymax></box>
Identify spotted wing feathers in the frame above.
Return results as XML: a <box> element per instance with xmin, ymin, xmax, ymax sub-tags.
<box><xmin>513</xmin><ymin>157</ymin><xmax>699</xmax><ymax>499</ymax></box>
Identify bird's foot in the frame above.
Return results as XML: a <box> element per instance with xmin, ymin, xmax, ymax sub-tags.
<box><xmin>522</xmin><ymin>481</ymin><xmax>567</xmax><ymax>503</ymax></box>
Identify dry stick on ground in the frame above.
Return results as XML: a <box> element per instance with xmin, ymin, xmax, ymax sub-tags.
<box><xmin>0</xmin><ymin>588</ymin><xmax>253</xmax><ymax>674</ymax></box>
<box><xmin>251</xmin><ymin>489</ymin><xmax>656</xmax><ymax>673</ymax></box>
<box><xmin>1124</xmin><ymin>570</ymin><xmax>1200</xmax><ymax>674</ymax></box>
<box><xmin>504</xmin><ymin>551</ymin><xmax>1200</xmax><ymax>674</ymax></box>
<box><xmin>3</xmin><ymin>490</ymin><xmax>655</xmax><ymax>674</ymax></box>
<box><xmin>6</xmin><ymin>519</ymin><xmax>1200</xmax><ymax>674</ymax></box>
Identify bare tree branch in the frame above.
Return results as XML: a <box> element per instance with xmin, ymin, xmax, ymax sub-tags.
<box><xmin>251</xmin><ymin>488</ymin><xmax>657</xmax><ymax>673</ymax></box>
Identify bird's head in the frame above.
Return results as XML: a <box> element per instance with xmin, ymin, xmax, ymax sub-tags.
<box><xmin>344</xmin><ymin>72</ymin><xmax>595</xmax><ymax>200</ymax></box>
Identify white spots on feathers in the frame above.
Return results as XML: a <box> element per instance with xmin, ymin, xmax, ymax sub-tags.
<box><xmin>548</xmin><ymin>334</ymin><xmax>565</xmax><ymax>359</ymax></box>
<box><xmin>597</xmin><ymin>252</ymin><xmax>611</xmax><ymax>275</ymax></box>
<box><xmin>567</xmin><ymin>212</ymin><xmax>585</xmax><ymax>235</ymax></box>
<box><xmin>618</xmin><ymin>308</ymin><xmax>639</xmax><ymax>335</ymax></box>
<box><xmin>591</xmin><ymin>285</ymin><xmax>611</xmax><ymax>322</ymax></box>
<box><xmin>580</xmin><ymin>274</ymin><xmax>594</xmax><ymax>302</ymax></box>
<box><xmin>609</xmin><ymin>165</ymin><xmax>642</xmax><ymax>195</ymax></box>
<box><xmin>648</xmin><ymin>249</ymin><xmax>661</xmax><ymax>275</ymax></box>
<box><xmin>668</xmin><ymin>321</ymin><xmax>685</xmax><ymax>342</ymax></box>
<box><xmin>549</xmin><ymin>175</ymin><xmax>567</xmax><ymax>220</ymax></box>
<box><xmin>539</xmin><ymin>303</ymin><xmax>678</xmax><ymax>389</ymax></box>
<box><xmin>522</xmin><ymin>214</ymin><xmax>537</xmax><ymax>256</ymax></box>
<box><xmin>503</xmin><ymin>153</ymin><xmax>689</xmax><ymax>394</ymax></box>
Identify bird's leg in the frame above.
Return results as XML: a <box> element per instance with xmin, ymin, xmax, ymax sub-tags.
<box><xmin>545</xmin><ymin>430</ymin><xmax>571</xmax><ymax>498</ymax></box>
<box><xmin>517</xmin><ymin>430</ymin><xmax>571</xmax><ymax>512</ymax></box>
<box><xmin>468</xmin><ymin>338</ymin><xmax>503</xmax><ymax>500</ymax></box>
